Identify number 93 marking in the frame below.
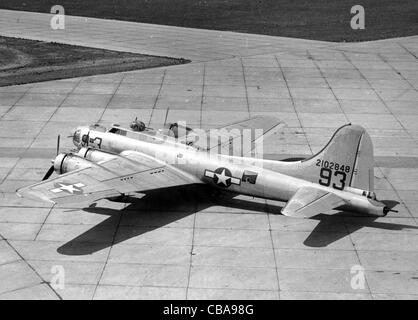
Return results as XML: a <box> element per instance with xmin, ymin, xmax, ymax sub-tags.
<box><xmin>319</xmin><ymin>168</ymin><xmax>346</xmax><ymax>190</ymax></box>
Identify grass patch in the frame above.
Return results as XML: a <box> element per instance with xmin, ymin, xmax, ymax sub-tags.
<box><xmin>0</xmin><ymin>0</ymin><xmax>417</xmax><ymax>41</ymax></box>
<box><xmin>0</xmin><ymin>36</ymin><xmax>189</xmax><ymax>87</ymax></box>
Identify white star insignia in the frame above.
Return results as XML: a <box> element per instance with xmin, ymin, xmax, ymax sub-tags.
<box><xmin>50</xmin><ymin>183</ymin><xmax>85</xmax><ymax>194</ymax></box>
<box><xmin>214</xmin><ymin>169</ymin><xmax>231</xmax><ymax>186</ymax></box>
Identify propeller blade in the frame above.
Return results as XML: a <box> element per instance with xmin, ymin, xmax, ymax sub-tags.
<box><xmin>42</xmin><ymin>165</ymin><xmax>55</xmax><ymax>181</ymax></box>
<box><xmin>56</xmin><ymin>135</ymin><xmax>60</xmax><ymax>156</ymax></box>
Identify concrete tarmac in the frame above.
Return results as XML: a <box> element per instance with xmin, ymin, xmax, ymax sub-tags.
<box><xmin>0</xmin><ymin>9</ymin><xmax>417</xmax><ymax>299</ymax></box>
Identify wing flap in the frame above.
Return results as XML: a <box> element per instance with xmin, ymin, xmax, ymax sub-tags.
<box><xmin>282</xmin><ymin>186</ymin><xmax>346</xmax><ymax>218</ymax></box>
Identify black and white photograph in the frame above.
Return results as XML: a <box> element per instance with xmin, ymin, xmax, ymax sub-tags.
<box><xmin>0</xmin><ymin>1</ymin><xmax>417</xmax><ymax>302</ymax></box>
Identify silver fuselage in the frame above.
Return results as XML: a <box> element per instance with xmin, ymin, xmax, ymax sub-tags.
<box><xmin>77</xmin><ymin>128</ymin><xmax>386</xmax><ymax>216</ymax></box>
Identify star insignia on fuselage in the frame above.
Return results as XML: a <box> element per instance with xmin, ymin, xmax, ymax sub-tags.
<box><xmin>204</xmin><ymin>167</ymin><xmax>241</xmax><ymax>188</ymax></box>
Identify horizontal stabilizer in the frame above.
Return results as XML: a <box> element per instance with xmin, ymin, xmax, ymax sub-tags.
<box><xmin>282</xmin><ymin>186</ymin><xmax>346</xmax><ymax>218</ymax></box>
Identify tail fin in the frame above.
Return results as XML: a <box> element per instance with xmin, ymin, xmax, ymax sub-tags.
<box><xmin>298</xmin><ymin>124</ymin><xmax>374</xmax><ymax>191</ymax></box>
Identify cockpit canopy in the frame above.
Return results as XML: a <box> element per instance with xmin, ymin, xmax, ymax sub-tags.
<box><xmin>73</xmin><ymin>129</ymin><xmax>81</xmax><ymax>144</ymax></box>
<box><xmin>108</xmin><ymin>124</ymin><xmax>127</xmax><ymax>136</ymax></box>
<box><xmin>71</xmin><ymin>126</ymin><xmax>90</xmax><ymax>148</ymax></box>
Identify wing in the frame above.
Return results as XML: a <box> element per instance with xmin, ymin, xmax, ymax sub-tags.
<box><xmin>17</xmin><ymin>150</ymin><xmax>201</xmax><ymax>205</ymax></box>
<box><xmin>183</xmin><ymin>116</ymin><xmax>284</xmax><ymax>155</ymax></box>
<box><xmin>281</xmin><ymin>186</ymin><xmax>347</xmax><ymax>218</ymax></box>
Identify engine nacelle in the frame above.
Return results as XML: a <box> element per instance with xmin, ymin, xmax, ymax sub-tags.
<box><xmin>53</xmin><ymin>153</ymin><xmax>93</xmax><ymax>174</ymax></box>
<box><xmin>76</xmin><ymin>148</ymin><xmax>117</xmax><ymax>163</ymax></box>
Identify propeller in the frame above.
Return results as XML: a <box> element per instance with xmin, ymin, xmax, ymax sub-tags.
<box><xmin>56</xmin><ymin>134</ymin><xmax>60</xmax><ymax>156</ymax></box>
<box><xmin>42</xmin><ymin>166</ymin><xmax>55</xmax><ymax>181</ymax></box>
<box><xmin>42</xmin><ymin>135</ymin><xmax>60</xmax><ymax>181</ymax></box>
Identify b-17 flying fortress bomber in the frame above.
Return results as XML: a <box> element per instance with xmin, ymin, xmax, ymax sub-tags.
<box><xmin>1</xmin><ymin>0</ymin><xmax>417</xmax><ymax>303</ymax></box>
<box><xmin>17</xmin><ymin>116</ymin><xmax>397</xmax><ymax>219</ymax></box>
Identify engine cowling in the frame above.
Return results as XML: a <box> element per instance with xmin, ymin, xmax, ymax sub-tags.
<box><xmin>53</xmin><ymin>153</ymin><xmax>93</xmax><ymax>174</ymax></box>
<box><xmin>76</xmin><ymin>148</ymin><xmax>117</xmax><ymax>163</ymax></box>
<box><xmin>53</xmin><ymin>149</ymin><xmax>117</xmax><ymax>175</ymax></box>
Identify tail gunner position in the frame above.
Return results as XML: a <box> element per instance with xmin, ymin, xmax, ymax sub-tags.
<box><xmin>17</xmin><ymin>117</ymin><xmax>397</xmax><ymax>219</ymax></box>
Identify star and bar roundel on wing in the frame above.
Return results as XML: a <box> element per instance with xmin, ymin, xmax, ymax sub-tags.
<box><xmin>50</xmin><ymin>182</ymin><xmax>85</xmax><ymax>195</ymax></box>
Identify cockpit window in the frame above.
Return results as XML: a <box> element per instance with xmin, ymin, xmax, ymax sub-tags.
<box><xmin>108</xmin><ymin>127</ymin><xmax>127</xmax><ymax>136</ymax></box>
<box><xmin>73</xmin><ymin>130</ymin><xmax>81</xmax><ymax>143</ymax></box>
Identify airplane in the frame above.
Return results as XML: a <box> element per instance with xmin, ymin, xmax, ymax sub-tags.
<box><xmin>17</xmin><ymin>116</ymin><xmax>397</xmax><ymax>218</ymax></box>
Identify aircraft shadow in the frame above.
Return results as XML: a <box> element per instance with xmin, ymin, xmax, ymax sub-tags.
<box><xmin>303</xmin><ymin>200</ymin><xmax>418</xmax><ymax>247</ymax></box>
<box><xmin>57</xmin><ymin>184</ymin><xmax>275</xmax><ymax>255</ymax></box>
<box><xmin>57</xmin><ymin>192</ymin><xmax>417</xmax><ymax>255</ymax></box>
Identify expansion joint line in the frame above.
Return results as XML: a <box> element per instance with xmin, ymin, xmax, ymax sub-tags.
<box><xmin>199</xmin><ymin>63</ymin><xmax>206</xmax><ymax>129</ymax></box>
<box><xmin>0</xmin><ymin>235</ymin><xmax>63</xmax><ymax>300</ymax></box>
<box><xmin>26</xmin><ymin>78</ymin><xmax>80</xmax><ymax>145</ymax></box>
<box><xmin>0</xmin><ymin>79</ymin><xmax>81</xmax><ymax>186</ymax></box>
<box><xmin>399</xmin><ymin>43</ymin><xmax>418</xmax><ymax>60</ymax></box>
<box><xmin>377</xmin><ymin>53</ymin><xmax>416</xmax><ymax>90</ymax></box>
<box><xmin>98</xmin><ymin>74</ymin><xmax>126</xmax><ymax>123</ymax></box>
<box><xmin>341</xmin><ymin>51</ymin><xmax>418</xmax><ymax>145</ymax></box>
<box><xmin>379</xmin><ymin>170</ymin><xmax>418</xmax><ymax>225</ymax></box>
<box><xmin>240</xmin><ymin>58</ymin><xmax>251</xmax><ymax>118</ymax></box>
<box><xmin>0</xmin><ymin>85</ymin><xmax>31</xmax><ymax>121</ymax></box>
<box><xmin>273</xmin><ymin>54</ymin><xmax>313</xmax><ymax>155</ymax></box>
<box><xmin>343</xmin><ymin>224</ymin><xmax>373</xmax><ymax>299</ymax></box>
<box><xmin>91</xmin><ymin>208</ymin><xmax>124</xmax><ymax>300</ymax></box>
<box><xmin>185</xmin><ymin>211</ymin><xmax>198</xmax><ymax>300</ymax></box>
<box><xmin>34</xmin><ymin>205</ymin><xmax>55</xmax><ymax>241</ymax></box>
<box><xmin>306</xmin><ymin>49</ymin><xmax>350</xmax><ymax>122</ymax></box>
<box><xmin>267</xmin><ymin>211</ymin><xmax>281</xmax><ymax>299</ymax></box>
<box><xmin>148</xmin><ymin>69</ymin><xmax>167</xmax><ymax>127</ymax></box>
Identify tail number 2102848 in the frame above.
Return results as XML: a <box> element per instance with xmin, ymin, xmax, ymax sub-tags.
<box><xmin>315</xmin><ymin>160</ymin><xmax>351</xmax><ymax>190</ymax></box>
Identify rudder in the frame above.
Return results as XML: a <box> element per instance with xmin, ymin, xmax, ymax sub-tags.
<box><xmin>349</xmin><ymin>126</ymin><xmax>374</xmax><ymax>191</ymax></box>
